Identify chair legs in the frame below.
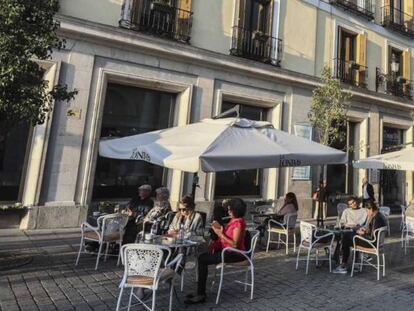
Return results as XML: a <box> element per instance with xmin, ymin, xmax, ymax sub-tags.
<box><xmin>351</xmin><ymin>251</ymin><xmax>385</xmax><ymax>281</ymax></box>
<box><xmin>250</xmin><ymin>267</ymin><xmax>254</xmax><ymax>300</ymax></box>
<box><xmin>305</xmin><ymin>249</ymin><xmax>311</xmax><ymax>275</ymax></box>
<box><xmin>215</xmin><ymin>267</ymin><xmax>224</xmax><ymax>304</ymax></box>
<box><xmin>95</xmin><ymin>242</ymin><xmax>104</xmax><ymax>270</ymax></box>
<box><xmin>295</xmin><ymin>245</ymin><xmax>301</xmax><ymax>270</ymax></box>
<box><xmin>115</xmin><ymin>287</ymin><xmax>124</xmax><ymax>311</ymax></box>
<box><xmin>75</xmin><ymin>236</ymin><xmax>84</xmax><ymax>266</ymax></box>
<box><xmin>169</xmin><ymin>283</ymin><xmax>174</xmax><ymax>311</ymax></box>
<box><xmin>267</xmin><ymin>231</ymin><xmax>296</xmax><ymax>254</ymax></box>
<box><xmin>351</xmin><ymin>249</ymin><xmax>356</xmax><ymax>277</ymax></box>
<box><xmin>127</xmin><ymin>288</ymin><xmax>133</xmax><ymax>311</ymax></box>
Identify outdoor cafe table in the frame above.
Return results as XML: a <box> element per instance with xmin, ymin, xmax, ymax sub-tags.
<box><xmin>319</xmin><ymin>226</ymin><xmax>354</xmax><ymax>263</ymax></box>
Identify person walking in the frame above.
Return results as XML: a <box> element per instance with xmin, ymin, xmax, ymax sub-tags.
<box><xmin>362</xmin><ymin>177</ymin><xmax>375</xmax><ymax>205</ymax></box>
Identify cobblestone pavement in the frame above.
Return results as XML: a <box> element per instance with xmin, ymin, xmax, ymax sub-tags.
<box><xmin>1</xmin><ymin>218</ymin><xmax>414</xmax><ymax>311</ymax></box>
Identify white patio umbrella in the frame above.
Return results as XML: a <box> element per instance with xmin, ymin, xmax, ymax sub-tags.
<box><xmin>353</xmin><ymin>147</ymin><xmax>414</xmax><ymax>171</ymax></box>
<box><xmin>99</xmin><ymin>117</ymin><xmax>347</xmax><ymax>172</ymax></box>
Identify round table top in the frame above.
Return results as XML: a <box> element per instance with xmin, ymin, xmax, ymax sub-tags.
<box><xmin>319</xmin><ymin>226</ymin><xmax>354</xmax><ymax>234</ymax></box>
<box><xmin>140</xmin><ymin>235</ymin><xmax>205</xmax><ymax>248</ymax></box>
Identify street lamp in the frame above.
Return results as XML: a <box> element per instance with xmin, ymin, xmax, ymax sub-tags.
<box><xmin>390</xmin><ymin>53</ymin><xmax>399</xmax><ymax>74</ymax></box>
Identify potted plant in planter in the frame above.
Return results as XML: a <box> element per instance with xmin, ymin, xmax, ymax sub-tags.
<box><xmin>0</xmin><ymin>202</ymin><xmax>28</xmax><ymax>229</ymax></box>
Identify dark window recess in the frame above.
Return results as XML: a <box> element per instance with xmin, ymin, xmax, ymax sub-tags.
<box><xmin>92</xmin><ymin>84</ymin><xmax>175</xmax><ymax>200</ymax></box>
<box><xmin>0</xmin><ymin>122</ymin><xmax>30</xmax><ymax>201</ymax></box>
<box><xmin>329</xmin><ymin>0</ymin><xmax>374</xmax><ymax>20</ymax></box>
<box><xmin>381</xmin><ymin>4</ymin><xmax>414</xmax><ymax>38</ymax></box>
<box><xmin>214</xmin><ymin>102</ymin><xmax>268</xmax><ymax>198</ymax></box>
<box><xmin>119</xmin><ymin>0</ymin><xmax>193</xmax><ymax>43</ymax></box>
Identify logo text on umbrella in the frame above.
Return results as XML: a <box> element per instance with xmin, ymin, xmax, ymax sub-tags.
<box><xmin>130</xmin><ymin>148</ymin><xmax>151</xmax><ymax>162</ymax></box>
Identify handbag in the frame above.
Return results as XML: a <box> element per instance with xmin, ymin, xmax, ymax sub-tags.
<box><xmin>312</xmin><ymin>191</ymin><xmax>319</xmax><ymax>201</ymax></box>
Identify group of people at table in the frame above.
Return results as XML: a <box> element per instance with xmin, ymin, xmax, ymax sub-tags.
<box><xmin>99</xmin><ymin>181</ymin><xmax>414</xmax><ymax>304</ymax></box>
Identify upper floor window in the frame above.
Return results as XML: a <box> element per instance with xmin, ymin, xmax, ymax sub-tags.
<box><xmin>381</xmin><ymin>0</ymin><xmax>414</xmax><ymax>38</ymax></box>
<box><xmin>329</xmin><ymin>0</ymin><xmax>375</xmax><ymax>20</ymax></box>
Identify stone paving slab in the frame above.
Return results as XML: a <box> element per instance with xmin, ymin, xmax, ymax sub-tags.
<box><xmin>1</xmin><ymin>219</ymin><xmax>414</xmax><ymax>310</ymax></box>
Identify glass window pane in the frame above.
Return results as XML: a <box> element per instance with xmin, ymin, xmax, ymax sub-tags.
<box><xmin>215</xmin><ymin>101</ymin><xmax>267</xmax><ymax>197</ymax></box>
<box><xmin>0</xmin><ymin>123</ymin><xmax>30</xmax><ymax>201</ymax></box>
<box><xmin>92</xmin><ymin>84</ymin><xmax>175</xmax><ymax>200</ymax></box>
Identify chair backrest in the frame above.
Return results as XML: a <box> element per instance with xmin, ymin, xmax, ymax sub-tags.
<box><xmin>159</xmin><ymin>211</ymin><xmax>176</xmax><ymax>234</ymax></box>
<box><xmin>284</xmin><ymin>213</ymin><xmax>298</xmax><ymax>229</ymax></box>
<box><xmin>337</xmin><ymin>203</ymin><xmax>347</xmax><ymax>216</ymax></box>
<box><xmin>245</xmin><ymin>230</ymin><xmax>260</xmax><ymax>260</ymax></box>
<box><xmin>379</xmin><ymin>206</ymin><xmax>391</xmax><ymax>217</ymax></box>
<box><xmin>197</xmin><ymin>211</ymin><xmax>207</xmax><ymax>229</ymax></box>
<box><xmin>121</xmin><ymin>244</ymin><xmax>171</xmax><ymax>281</ymax></box>
<box><xmin>374</xmin><ymin>226</ymin><xmax>387</xmax><ymax>249</ymax></box>
<box><xmin>299</xmin><ymin>221</ymin><xmax>315</xmax><ymax>243</ymax></box>
<box><xmin>405</xmin><ymin>216</ymin><xmax>414</xmax><ymax>233</ymax></box>
<box><xmin>401</xmin><ymin>205</ymin><xmax>407</xmax><ymax>215</ymax></box>
<box><xmin>98</xmin><ymin>213</ymin><xmax>128</xmax><ymax>237</ymax></box>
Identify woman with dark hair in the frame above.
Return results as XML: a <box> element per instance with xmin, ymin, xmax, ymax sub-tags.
<box><xmin>185</xmin><ymin>198</ymin><xmax>247</xmax><ymax>304</ymax></box>
<box><xmin>168</xmin><ymin>194</ymin><xmax>203</xmax><ymax>236</ymax></box>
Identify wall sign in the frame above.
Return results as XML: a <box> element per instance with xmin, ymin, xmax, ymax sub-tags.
<box><xmin>291</xmin><ymin>123</ymin><xmax>312</xmax><ymax>180</ymax></box>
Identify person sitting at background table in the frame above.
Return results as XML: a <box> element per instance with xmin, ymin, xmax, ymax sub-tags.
<box><xmin>184</xmin><ymin>198</ymin><xmax>248</xmax><ymax>304</ymax></box>
<box><xmin>256</xmin><ymin>192</ymin><xmax>298</xmax><ymax>236</ymax></box>
<box><xmin>405</xmin><ymin>198</ymin><xmax>414</xmax><ymax>218</ymax></box>
<box><xmin>122</xmin><ymin>184</ymin><xmax>154</xmax><ymax>244</ymax></box>
<box><xmin>333</xmin><ymin>201</ymin><xmax>386</xmax><ymax>274</ymax></box>
<box><xmin>210</xmin><ymin>199</ymin><xmax>231</xmax><ymax>240</ymax></box>
<box><xmin>168</xmin><ymin>194</ymin><xmax>203</xmax><ymax>236</ymax></box>
<box><xmin>339</xmin><ymin>196</ymin><xmax>367</xmax><ymax>229</ymax></box>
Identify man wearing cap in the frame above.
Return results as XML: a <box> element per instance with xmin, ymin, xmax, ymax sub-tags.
<box><xmin>122</xmin><ymin>184</ymin><xmax>154</xmax><ymax>244</ymax></box>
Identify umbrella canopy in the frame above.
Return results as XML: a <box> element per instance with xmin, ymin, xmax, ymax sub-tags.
<box><xmin>353</xmin><ymin>147</ymin><xmax>414</xmax><ymax>171</ymax></box>
<box><xmin>99</xmin><ymin>118</ymin><xmax>347</xmax><ymax>173</ymax></box>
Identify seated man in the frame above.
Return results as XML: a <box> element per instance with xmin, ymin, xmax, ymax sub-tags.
<box><xmin>333</xmin><ymin>201</ymin><xmax>387</xmax><ymax>274</ymax></box>
<box><xmin>340</xmin><ymin>196</ymin><xmax>367</xmax><ymax>229</ymax></box>
<box><xmin>122</xmin><ymin>184</ymin><xmax>154</xmax><ymax>244</ymax></box>
<box><xmin>406</xmin><ymin>198</ymin><xmax>414</xmax><ymax>218</ymax></box>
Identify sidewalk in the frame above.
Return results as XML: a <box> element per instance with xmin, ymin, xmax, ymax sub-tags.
<box><xmin>1</xmin><ymin>219</ymin><xmax>414</xmax><ymax>311</ymax></box>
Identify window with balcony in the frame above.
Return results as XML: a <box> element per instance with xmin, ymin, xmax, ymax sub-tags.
<box><xmin>335</xmin><ymin>28</ymin><xmax>367</xmax><ymax>88</ymax></box>
<box><xmin>381</xmin><ymin>0</ymin><xmax>414</xmax><ymax>37</ymax></box>
<box><xmin>376</xmin><ymin>46</ymin><xmax>413</xmax><ymax>99</ymax></box>
<box><xmin>329</xmin><ymin>0</ymin><xmax>374</xmax><ymax>20</ymax></box>
<box><xmin>119</xmin><ymin>0</ymin><xmax>193</xmax><ymax>43</ymax></box>
<box><xmin>230</xmin><ymin>0</ymin><xmax>282</xmax><ymax>66</ymax></box>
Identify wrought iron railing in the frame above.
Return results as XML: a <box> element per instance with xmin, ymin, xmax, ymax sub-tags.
<box><xmin>334</xmin><ymin>58</ymin><xmax>368</xmax><ymax>88</ymax></box>
<box><xmin>329</xmin><ymin>0</ymin><xmax>374</xmax><ymax>20</ymax></box>
<box><xmin>119</xmin><ymin>0</ymin><xmax>193</xmax><ymax>43</ymax></box>
<box><xmin>376</xmin><ymin>67</ymin><xmax>413</xmax><ymax>100</ymax></box>
<box><xmin>230</xmin><ymin>26</ymin><xmax>283</xmax><ymax>66</ymax></box>
<box><xmin>381</xmin><ymin>5</ymin><xmax>414</xmax><ymax>38</ymax></box>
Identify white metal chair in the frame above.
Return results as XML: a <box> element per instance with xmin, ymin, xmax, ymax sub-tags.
<box><xmin>351</xmin><ymin>226</ymin><xmax>387</xmax><ymax>281</ymax></box>
<box><xmin>266</xmin><ymin>213</ymin><xmax>297</xmax><ymax>254</ymax></box>
<box><xmin>379</xmin><ymin>206</ymin><xmax>391</xmax><ymax>236</ymax></box>
<box><xmin>212</xmin><ymin>230</ymin><xmax>259</xmax><ymax>304</ymax></box>
<box><xmin>335</xmin><ymin>203</ymin><xmax>348</xmax><ymax>228</ymax></box>
<box><xmin>402</xmin><ymin>216</ymin><xmax>414</xmax><ymax>255</ymax></box>
<box><xmin>400</xmin><ymin>205</ymin><xmax>407</xmax><ymax>231</ymax></box>
<box><xmin>115</xmin><ymin>244</ymin><xmax>182</xmax><ymax>311</ymax></box>
<box><xmin>75</xmin><ymin>213</ymin><xmax>128</xmax><ymax>270</ymax></box>
<box><xmin>251</xmin><ymin>205</ymin><xmax>274</xmax><ymax>225</ymax></box>
<box><xmin>295</xmin><ymin>221</ymin><xmax>335</xmax><ymax>275</ymax></box>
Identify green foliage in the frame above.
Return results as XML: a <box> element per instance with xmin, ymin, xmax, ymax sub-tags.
<box><xmin>0</xmin><ymin>0</ymin><xmax>76</xmax><ymax>132</ymax></box>
<box><xmin>309</xmin><ymin>66</ymin><xmax>352</xmax><ymax>147</ymax></box>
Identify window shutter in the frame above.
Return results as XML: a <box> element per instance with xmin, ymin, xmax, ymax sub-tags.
<box><xmin>403</xmin><ymin>50</ymin><xmax>411</xmax><ymax>81</ymax></box>
<box><xmin>355</xmin><ymin>33</ymin><xmax>367</xmax><ymax>86</ymax></box>
<box><xmin>176</xmin><ymin>0</ymin><xmax>192</xmax><ymax>42</ymax></box>
<box><xmin>404</xmin><ymin>0</ymin><xmax>414</xmax><ymax>25</ymax></box>
<box><xmin>178</xmin><ymin>0</ymin><xmax>192</xmax><ymax>12</ymax></box>
<box><xmin>266</xmin><ymin>0</ymin><xmax>273</xmax><ymax>35</ymax></box>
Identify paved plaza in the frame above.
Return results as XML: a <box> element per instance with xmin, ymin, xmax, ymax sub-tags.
<box><xmin>1</xmin><ymin>218</ymin><xmax>414</xmax><ymax>311</ymax></box>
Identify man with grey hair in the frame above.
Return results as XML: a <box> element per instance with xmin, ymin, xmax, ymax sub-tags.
<box><xmin>362</xmin><ymin>177</ymin><xmax>374</xmax><ymax>205</ymax></box>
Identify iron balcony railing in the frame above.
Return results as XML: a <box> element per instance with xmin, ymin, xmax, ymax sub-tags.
<box><xmin>119</xmin><ymin>0</ymin><xmax>193</xmax><ymax>43</ymax></box>
<box><xmin>230</xmin><ymin>26</ymin><xmax>283</xmax><ymax>66</ymax></box>
<box><xmin>334</xmin><ymin>58</ymin><xmax>368</xmax><ymax>88</ymax></box>
<box><xmin>329</xmin><ymin>0</ymin><xmax>374</xmax><ymax>20</ymax></box>
<box><xmin>376</xmin><ymin>67</ymin><xmax>413</xmax><ymax>100</ymax></box>
<box><xmin>381</xmin><ymin>5</ymin><xmax>414</xmax><ymax>38</ymax></box>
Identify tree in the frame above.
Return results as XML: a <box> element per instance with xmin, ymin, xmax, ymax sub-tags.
<box><xmin>0</xmin><ymin>0</ymin><xmax>77</xmax><ymax>132</ymax></box>
<box><xmin>308</xmin><ymin>66</ymin><xmax>352</xmax><ymax>147</ymax></box>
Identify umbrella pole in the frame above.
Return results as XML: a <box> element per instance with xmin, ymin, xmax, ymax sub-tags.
<box><xmin>191</xmin><ymin>173</ymin><xmax>199</xmax><ymax>202</ymax></box>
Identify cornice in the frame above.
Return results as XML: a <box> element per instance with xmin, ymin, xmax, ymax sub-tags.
<box><xmin>56</xmin><ymin>14</ymin><xmax>414</xmax><ymax>112</ymax></box>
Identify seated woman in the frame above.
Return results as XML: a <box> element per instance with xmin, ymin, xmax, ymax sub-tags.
<box><xmin>168</xmin><ymin>194</ymin><xmax>203</xmax><ymax>236</ymax></box>
<box><xmin>333</xmin><ymin>201</ymin><xmax>387</xmax><ymax>274</ymax></box>
<box><xmin>257</xmin><ymin>192</ymin><xmax>298</xmax><ymax>236</ymax></box>
<box><xmin>185</xmin><ymin>198</ymin><xmax>247</xmax><ymax>304</ymax></box>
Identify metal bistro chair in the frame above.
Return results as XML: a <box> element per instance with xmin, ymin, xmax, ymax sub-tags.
<box><xmin>116</xmin><ymin>244</ymin><xmax>183</xmax><ymax>311</ymax></box>
<box><xmin>400</xmin><ymin>205</ymin><xmax>407</xmax><ymax>231</ymax></box>
<box><xmin>351</xmin><ymin>226</ymin><xmax>387</xmax><ymax>281</ymax></box>
<box><xmin>75</xmin><ymin>213</ymin><xmax>128</xmax><ymax>270</ymax></box>
<box><xmin>266</xmin><ymin>213</ymin><xmax>297</xmax><ymax>254</ymax></box>
<box><xmin>212</xmin><ymin>230</ymin><xmax>260</xmax><ymax>305</ymax></box>
<box><xmin>379</xmin><ymin>206</ymin><xmax>391</xmax><ymax>236</ymax></box>
<box><xmin>335</xmin><ymin>203</ymin><xmax>348</xmax><ymax>228</ymax></box>
<box><xmin>402</xmin><ymin>216</ymin><xmax>414</xmax><ymax>255</ymax></box>
<box><xmin>295</xmin><ymin>221</ymin><xmax>335</xmax><ymax>275</ymax></box>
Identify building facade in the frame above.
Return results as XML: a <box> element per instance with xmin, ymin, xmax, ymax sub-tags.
<box><xmin>2</xmin><ymin>0</ymin><xmax>414</xmax><ymax>228</ymax></box>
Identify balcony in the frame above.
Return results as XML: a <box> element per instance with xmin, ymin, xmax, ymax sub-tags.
<box><xmin>329</xmin><ymin>0</ymin><xmax>374</xmax><ymax>20</ymax></box>
<box><xmin>376</xmin><ymin>68</ymin><xmax>413</xmax><ymax>100</ymax></box>
<box><xmin>381</xmin><ymin>5</ymin><xmax>414</xmax><ymax>38</ymax></box>
<box><xmin>334</xmin><ymin>58</ymin><xmax>368</xmax><ymax>88</ymax></box>
<box><xmin>230</xmin><ymin>26</ymin><xmax>282</xmax><ymax>66</ymax></box>
<box><xmin>119</xmin><ymin>0</ymin><xmax>193</xmax><ymax>43</ymax></box>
